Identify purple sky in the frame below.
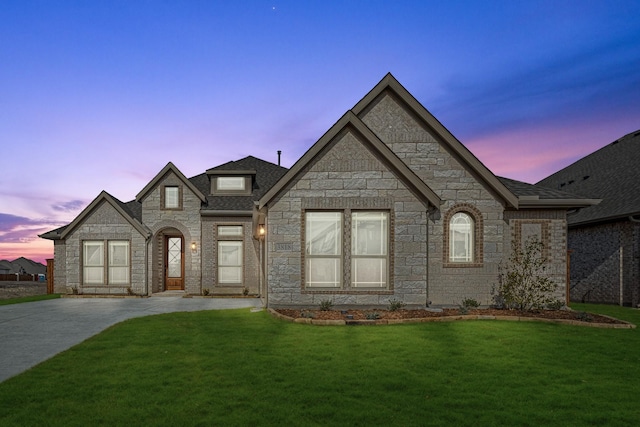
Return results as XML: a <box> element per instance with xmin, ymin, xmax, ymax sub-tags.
<box><xmin>1</xmin><ymin>0</ymin><xmax>639</xmax><ymax>264</ymax></box>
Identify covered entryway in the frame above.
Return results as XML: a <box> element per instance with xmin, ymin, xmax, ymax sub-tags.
<box><xmin>165</xmin><ymin>235</ymin><xmax>184</xmax><ymax>291</ymax></box>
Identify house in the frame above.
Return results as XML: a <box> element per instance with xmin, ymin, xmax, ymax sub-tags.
<box><xmin>538</xmin><ymin>130</ymin><xmax>640</xmax><ymax>306</ymax></box>
<box><xmin>0</xmin><ymin>258</ymin><xmax>46</xmax><ymax>276</ymax></box>
<box><xmin>41</xmin><ymin>73</ymin><xmax>597</xmax><ymax>307</ymax></box>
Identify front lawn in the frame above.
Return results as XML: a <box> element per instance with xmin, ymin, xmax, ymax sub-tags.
<box><xmin>0</xmin><ymin>304</ymin><xmax>639</xmax><ymax>426</ymax></box>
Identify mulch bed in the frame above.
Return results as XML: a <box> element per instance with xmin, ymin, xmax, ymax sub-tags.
<box><xmin>274</xmin><ymin>307</ymin><xmax>631</xmax><ymax>326</ymax></box>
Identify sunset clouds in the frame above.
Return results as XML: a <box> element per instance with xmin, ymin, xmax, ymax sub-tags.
<box><xmin>1</xmin><ymin>0</ymin><xmax>639</xmax><ymax>263</ymax></box>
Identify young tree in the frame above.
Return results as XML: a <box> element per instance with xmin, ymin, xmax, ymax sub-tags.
<box><xmin>495</xmin><ymin>236</ymin><xmax>558</xmax><ymax>311</ymax></box>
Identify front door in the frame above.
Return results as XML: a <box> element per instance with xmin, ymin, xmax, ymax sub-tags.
<box><xmin>165</xmin><ymin>236</ymin><xmax>184</xmax><ymax>291</ymax></box>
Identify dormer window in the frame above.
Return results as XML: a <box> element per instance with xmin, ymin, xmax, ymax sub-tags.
<box><xmin>206</xmin><ymin>168</ymin><xmax>256</xmax><ymax>196</ymax></box>
<box><xmin>217</xmin><ymin>177</ymin><xmax>246</xmax><ymax>191</ymax></box>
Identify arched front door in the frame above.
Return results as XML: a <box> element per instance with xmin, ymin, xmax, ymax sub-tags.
<box><xmin>165</xmin><ymin>235</ymin><xmax>184</xmax><ymax>291</ymax></box>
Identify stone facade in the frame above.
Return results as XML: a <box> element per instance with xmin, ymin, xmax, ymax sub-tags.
<box><xmin>60</xmin><ymin>200</ymin><xmax>147</xmax><ymax>295</ymax></box>
<box><xmin>568</xmin><ymin>220</ymin><xmax>640</xmax><ymax>306</ymax></box>
<box><xmin>44</xmin><ymin>74</ymin><xmax>581</xmax><ymax>305</ymax></box>
<box><xmin>140</xmin><ymin>171</ymin><xmax>203</xmax><ymax>295</ymax></box>
<box><xmin>201</xmin><ymin>216</ymin><xmax>261</xmax><ymax>295</ymax></box>
<box><xmin>263</xmin><ymin>87</ymin><xmax>571</xmax><ymax>309</ymax></box>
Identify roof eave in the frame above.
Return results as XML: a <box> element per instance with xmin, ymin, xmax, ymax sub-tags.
<box><xmin>518</xmin><ymin>198</ymin><xmax>602</xmax><ymax>209</ymax></box>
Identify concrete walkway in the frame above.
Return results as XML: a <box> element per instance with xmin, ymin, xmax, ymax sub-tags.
<box><xmin>0</xmin><ymin>296</ymin><xmax>262</xmax><ymax>383</ymax></box>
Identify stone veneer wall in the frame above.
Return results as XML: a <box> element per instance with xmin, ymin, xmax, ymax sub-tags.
<box><xmin>201</xmin><ymin>216</ymin><xmax>260</xmax><ymax>295</ymax></box>
<box><xmin>53</xmin><ymin>240</ymin><xmax>66</xmax><ymax>293</ymax></box>
<box><xmin>360</xmin><ymin>93</ymin><xmax>506</xmax><ymax>306</ymax></box>
<box><xmin>568</xmin><ymin>220</ymin><xmax>639</xmax><ymax>306</ymax></box>
<box><xmin>266</xmin><ymin>130</ymin><xmax>429</xmax><ymax>308</ymax></box>
<box><xmin>141</xmin><ymin>172</ymin><xmax>202</xmax><ymax>295</ymax></box>
<box><xmin>63</xmin><ymin>201</ymin><xmax>147</xmax><ymax>295</ymax></box>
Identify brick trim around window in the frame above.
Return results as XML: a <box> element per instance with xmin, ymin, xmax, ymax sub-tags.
<box><xmin>443</xmin><ymin>203</ymin><xmax>484</xmax><ymax>268</ymax></box>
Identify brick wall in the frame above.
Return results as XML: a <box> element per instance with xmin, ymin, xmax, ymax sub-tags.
<box><xmin>568</xmin><ymin>220</ymin><xmax>640</xmax><ymax>306</ymax></box>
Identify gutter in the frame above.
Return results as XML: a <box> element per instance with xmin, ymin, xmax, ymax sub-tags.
<box><xmin>517</xmin><ymin>196</ymin><xmax>601</xmax><ymax>209</ymax></box>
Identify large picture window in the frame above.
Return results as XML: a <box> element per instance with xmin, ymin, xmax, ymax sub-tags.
<box><xmin>305</xmin><ymin>212</ymin><xmax>342</xmax><ymax>287</ymax></box>
<box><xmin>304</xmin><ymin>210</ymin><xmax>390</xmax><ymax>289</ymax></box>
<box><xmin>352</xmin><ymin>212</ymin><xmax>388</xmax><ymax>287</ymax></box>
<box><xmin>83</xmin><ymin>240</ymin><xmax>130</xmax><ymax>285</ymax></box>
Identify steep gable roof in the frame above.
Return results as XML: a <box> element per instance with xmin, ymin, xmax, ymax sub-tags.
<box><xmin>135</xmin><ymin>162</ymin><xmax>206</xmax><ymax>203</ymax></box>
<box><xmin>259</xmin><ymin>110</ymin><xmax>443</xmax><ymax>210</ymax></box>
<box><xmin>537</xmin><ymin>130</ymin><xmax>640</xmax><ymax>225</ymax></box>
<box><xmin>352</xmin><ymin>73</ymin><xmax>520</xmax><ymax>208</ymax></box>
<box><xmin>59</xmin><ymin>191</ymin><xmax>150</xmax><ymax>239</ymax></box>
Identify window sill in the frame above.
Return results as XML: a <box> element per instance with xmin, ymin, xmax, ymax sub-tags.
<box><xmin>302</xmin><ymin>289</ymin><xmax>394</xmax><ymax>295</ymax></box>
<box><xmin>443</xmin><ymin>262</ymin><xmax>484</xmax><ymax>268</ymax></box>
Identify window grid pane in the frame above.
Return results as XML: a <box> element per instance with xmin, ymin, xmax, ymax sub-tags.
<box><xmin>218</xmin><ymin>241</ymin><xmax>243</xmax><ymax>284</ymax></box>
<box><xmin>306</xmin><ymin>258</ymin><xmax>341</xmax><ymax>287</ymax></box>
<box><xmin>450</xmin><ymin>213</ymin><xmax>473</xmax><ymax>262</ymax></box>
<box><xmin>165</xmin><ymin>187</ymin><xmax>179</xmax><ymax>208</ymax></box>
<box><xmin>108</xmin><ymin>241</ymin><xmax>129</xmax><ymax>284</ymax></box>
<box><xmin>352</xmin><ymin>258</ymin><xmax>387</xmax><ymax>287</ymax></box>
<box><xmin>217</xmin><ymin>177</ymin><xmax>245</xmax><ymax>191</ymax></box>
<box><xmin>218</xmin><ymin>225</ymin><xmax>243</xmax><ymax>237</ymax></box>
<box><xmin>83</xmin><ymin>241</ymin><xmax>104</xmax><ymax>284</ymax></box>
<box><xmin>305</xmin><ymin>212</ymin><xmax>342</xmax><ymax>287</ymax></box>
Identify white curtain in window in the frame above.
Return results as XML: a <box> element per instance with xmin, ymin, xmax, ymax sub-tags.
<box><xmin>109</xmin><ymin>241</ymin><xmax>130</xmax><ymax>284</ymax></box>
<box><xmin>306</xmin><ymin>212</ymin><xmax>341</xmax><ymax>287</ymax></box>
<box><xmin>83</xmin><ymin>241</ymin><xmax>104</xmax><ymax>284</ymax></box>
<box><xmin>352</xmin><ymin>212</ymin><xmax>388</xmax><ymax>287</ymax></box>
<box><xmin>165</xmin><ymin>187</ymin><xmax>179</xmax><ymax>208</ymax></box>
<box><xmin>219</xmin><ymin>241</ymin><xmax>243</xmax><ymax>283</ymax></box>
<box><xmin>450</xmin><ymin>212</ymin><xmax>473</xmax><ymax>262</ymax></box>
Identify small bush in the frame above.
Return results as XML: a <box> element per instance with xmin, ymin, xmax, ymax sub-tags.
<box><xmin>366</xmin><ymin>312</ymin><xmax>381</xmax><ymax>320</ymax></box>
<box><xmin>242</xmin><ymin>287</ymin><xmax>249</xmax><ymax>296</ymax></box>
<box><xmin>202</xmin><ymin>288</ymin><xmax>210</xmax><ymax>296</ymax></box>
<box><xmin>494</xmin><ymin>236</ymin><xmax>558</xmax><ymax>311</ymax></box>
<box><xmin>388</xmin><ymin>298</ymin><xmax>406</xmax><ymax>311</ymax></box>
<box><xmin>576</xmin><ymin>311</ymin><xmax>594</xmax><ymax>322</ymax></box>
<box><xmin>546</xmin><ymin>299</ymin><xmax>565</xmax><ymax>310</ymax></box>
<box><xmin>319</xmin><ymin>299</ymin><xmax>333</xmax><ymax>311</ymax></box>
<box><xmin>461</xmin><ymin>298</ymin><xmax>480</xmax><ymax>308</ymax></box>
<box><xmin>301</xmin><ymin>310</ymin><xmax>316</xmax><ymax>319</ymax></box>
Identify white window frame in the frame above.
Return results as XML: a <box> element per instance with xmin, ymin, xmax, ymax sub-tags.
<box><xmin>164</xmin><ymin>186</ymin><xmax>180</xmax><ymax>209</ymax></box>
<box><xmin>305</xmin><ymin>212</ymin><xmax>342</xmax><ymax>288</ymax></box>
<box><xmin>217</xmin><ymin>177</ymin><xmax>246</xmax><ymax>191</ymax></box>
<box><xmin>351</xmin><ymin>211</ymin><xmax>389</xmax><ymax>287</ymax></box>
<box><xmin>449</xmin><ymin>212</ymin><xmax>474</xmax><ymax>263</ymax></box>
<box><xmin>83</xmin><ymin>240</ymin><xmax>130</xmax><ymax>285</ymax></box>
<box><xmin>217</xmin><ymin>225</ymin><xmax>244</xmax><ymax>285</ymax></box>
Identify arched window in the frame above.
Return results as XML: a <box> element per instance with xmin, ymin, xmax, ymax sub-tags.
<box><xmin>449</xmin><ymin>212</ymin><xmax>474</xmax><ymax>262</ymax></box>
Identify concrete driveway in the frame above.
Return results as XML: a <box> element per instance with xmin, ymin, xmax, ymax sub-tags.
<box><xmin>0</xmin><ymin>296</ymin><xmax>262</xmax><ymax>383</ymax></box>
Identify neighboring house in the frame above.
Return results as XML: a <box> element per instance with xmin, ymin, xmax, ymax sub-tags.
<box><xmin>0</xmin><ymin>258</ymin><xmax>46</xmax><ymax>276</ymax></box>
<box><xmin>41</xmin><ymin>73</ymin><xmax>597</xmax><ymax>307</ymax></box>
<box><xmin>538</xmin><ymin>130</ymin><xmax>640</xmax><ymax>306</ymax></box>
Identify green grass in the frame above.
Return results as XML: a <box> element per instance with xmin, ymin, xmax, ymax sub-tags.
<box><xmin>0</xmin><ymin>293</ymin><xmax>60</xmax><ymax>306</ymax></box>
<box><xmin>1</xmin><ymin>304</ymin><xmax>639</xmax><ymax>426</ymax></box>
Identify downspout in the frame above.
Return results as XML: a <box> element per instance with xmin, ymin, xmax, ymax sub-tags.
<box><xmin>619</xmin><ymin>244</ymin><xmax>624</xmax><ymax>307</ymax></box>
